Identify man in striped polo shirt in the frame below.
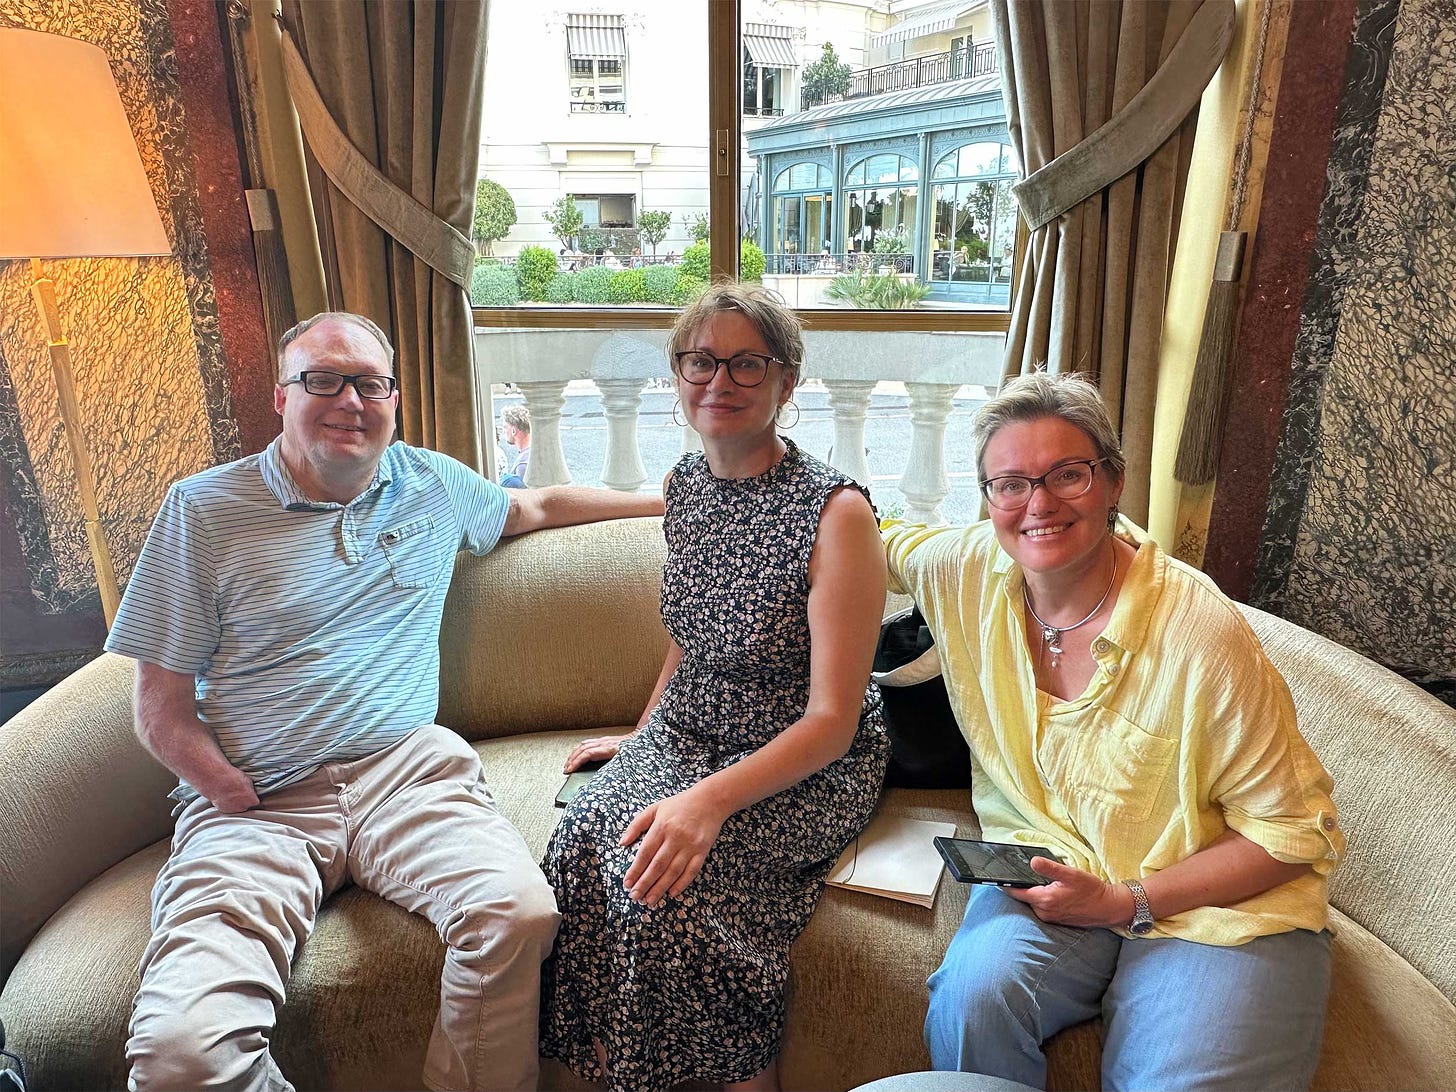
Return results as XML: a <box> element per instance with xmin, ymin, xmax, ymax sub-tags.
<box><xmin>105</xmin><ymin>312</ymin><xmax>663</xmax><ymax>1092</ymax></box>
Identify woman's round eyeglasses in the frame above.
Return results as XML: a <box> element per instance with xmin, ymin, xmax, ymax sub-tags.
<box><xmin>980</xmin><ymin>458</ymin><xmax>1110</xmax><ymax>511</ymax></box>
<box><xmin>673</xmin><ymin>351</ymin><xmax>784</xmax><ymax>388</ymax></box>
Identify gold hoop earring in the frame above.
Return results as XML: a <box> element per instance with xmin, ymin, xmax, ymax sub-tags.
<box><xmin>672</xmin><ymin>399</ymin><xmax>685</xmax><ymax>427</ymax></box>
<box><xmin>777</xmin><ymin>400</ymin><xmax>800</xmax><ymax>429</ymax></box>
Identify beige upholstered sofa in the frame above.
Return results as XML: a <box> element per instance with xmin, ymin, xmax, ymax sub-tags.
<box><xmin>2</xmin><ymin>518</ymin><xmax>1453</xmax><ymax>1090</ymax></box>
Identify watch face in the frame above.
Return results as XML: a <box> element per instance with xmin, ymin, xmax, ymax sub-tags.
<box><xmin>1130</xmin><ymin>919</ymin><xmax>1155</xmax><ymax>936</ymax></box>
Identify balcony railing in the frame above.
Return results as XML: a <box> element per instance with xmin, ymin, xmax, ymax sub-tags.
<box><xmin>801</xmin><ymin>42</ymin><xmax>998</xmax><ymax>110</ymax></box>
<box><xmin>764</xmin><ymin>251</ymin><xmax>914</xmax><ymax>276</ymax></box>
<box><xmin>569</xmin><ymin>99</ymin><xmax>626</xmax><ymax>113</ymax></box>
<box><xmin>474</xmin><ymin>326</ymin><xmax>1005</xmax><ymax>525</ymax></box>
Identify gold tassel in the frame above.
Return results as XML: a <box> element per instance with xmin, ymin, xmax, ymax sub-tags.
<box><xmin>1175</xmin><ymin>231</ymin><xmax>1247</xmax><ymax>486</ymax></box>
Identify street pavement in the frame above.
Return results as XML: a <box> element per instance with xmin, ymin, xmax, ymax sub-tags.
<box><xmin>494</xmin><ymin>383</ymin><xmax>989</xmax><ymax>525</ymax></box>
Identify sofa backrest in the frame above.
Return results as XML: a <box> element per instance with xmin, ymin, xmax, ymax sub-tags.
<box><xmin>1239</xmin><ymin>604</ymin><xmax>1456</xmax><ymax>1003</ymax></box>
<box><xmin>437</xmin><ymin>517</ymin><xmax>670</xmax><ymax>740</ymax></box>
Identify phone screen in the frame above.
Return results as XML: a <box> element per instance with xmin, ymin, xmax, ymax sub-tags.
<box><xmin>934</xmin><ymin>837</ymin><xmax>1057</xmax><ymax>887</ymax></box>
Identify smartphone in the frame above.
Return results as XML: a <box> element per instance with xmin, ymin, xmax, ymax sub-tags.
<box><xmin>933</xmin><ymin>836</ymin><xmax>1058</xmax><ymax>888</ymax></box>
<box><xmin>553</xmin><ymin>759</ymin><xmax>607</xmax><ymax>808</ymax></box>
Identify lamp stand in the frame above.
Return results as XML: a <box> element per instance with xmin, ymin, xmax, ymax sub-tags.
<box><xmin>28</xmin><ymin>257</ymin><xmax>122</xmax><ymax>625</ymax></box>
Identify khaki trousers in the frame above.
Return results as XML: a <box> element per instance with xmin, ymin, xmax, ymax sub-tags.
<box><xmin>127</xmin><ymin>724</ymin><xmax>559</xmax><ymax>1092</ymax></box>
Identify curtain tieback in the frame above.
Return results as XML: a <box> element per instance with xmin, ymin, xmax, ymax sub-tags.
<box><xmin>1011</xmin><ymin>0</ymin><xmax>1237</xmax><ymax>231</ymax></box>
<box><xmin>277</xmin><ymin>23</ymin><xmax>475</xmax><ymax>290</ymax></box>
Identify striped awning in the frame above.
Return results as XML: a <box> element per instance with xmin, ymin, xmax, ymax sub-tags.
<box><xmin>567</xmin><ymin>14</ymin><xmax>626</xmax><ymax>59</ymax></box>
<box><xmin>869</xmin><ymin>1</ymin><xmax>980</xmax><ymax>47</ymax></box>
<box><xmin>744</xmin><ymin>23</ymin><xmax>798</xmax><ymax>68</ymax></box>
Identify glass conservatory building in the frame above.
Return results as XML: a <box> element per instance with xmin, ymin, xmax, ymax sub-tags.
<box><xmin>744</xmin><ymin>74</ymin><xmax>1015</xmax><ymax>306</ymax></box>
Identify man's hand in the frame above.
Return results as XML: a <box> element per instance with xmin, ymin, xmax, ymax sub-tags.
<box><xmin>199</xmin><ymin>765</ymin><xmax>260</xmax><ymax>814</ymax></box>
<box><xmin>1005</xmin><ymin>856</ymin><xmax>1134</xmax><ymax>928</ymax></box>
<box><xmin>620</xmin><ymin>787</ymin><xmax>728</xmax><ymax>907</ymax></box>
<box><xmin>135</xmin><ymin>661</ymin><xmax>258</xmax><ymax>814</ymax></box>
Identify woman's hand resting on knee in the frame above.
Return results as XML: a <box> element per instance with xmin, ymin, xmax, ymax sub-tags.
<box><xmin>619</xmin><ymin>787</ymin><xmax>729</xmax><ymax>907</ymax></box>
<box><xmin>1005</xmin><ymin>856</ymin><xmax>1132</xmax><ymax>929</ymax></box>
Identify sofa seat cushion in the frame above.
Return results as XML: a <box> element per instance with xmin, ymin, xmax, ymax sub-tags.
<box><xmin>783</xmin><ymin>786</ymin><xmax>979</xmax><ymax>1090</ymax></box>
<box><xmin>1</xmin><ymin>729</ymin><xmax>616</xmax><ymax>1090</ymax></box>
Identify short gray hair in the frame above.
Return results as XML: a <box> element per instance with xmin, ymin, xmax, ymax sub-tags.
<box><xmin>501</xmin><ymin>404</ymin><xmax>530</xmax><ymax>434</ymax></box>
<box><xmin>973</xmin><ymin>371</ymin><xmax>1126</xmax><ymax>482</ymax></box>
<box><xmin>668</xmin><ymin>282</ymin><xmax>803</xmax><ymax>387</ymax></box>
<box><xmin>277</xmin><ymin>312</ymin><xmax>395</xmax><ymax>380</ymax></box>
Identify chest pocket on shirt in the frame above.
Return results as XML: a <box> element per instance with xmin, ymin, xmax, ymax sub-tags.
<box><xmin>1062</xmin><ymin>708</ymin><xmax>1177</xmax><ymax>825</ymax></box>
<box><xmin>379</xmin><ymin>516</ymin><xmax>441</xmax><ymax>590</ymax></box>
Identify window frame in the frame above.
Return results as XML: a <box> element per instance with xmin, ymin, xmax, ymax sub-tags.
<box><xmin>474</xmin><ymin>0</ymin><xmax>1020</xmax><ymax>334</ymax></box>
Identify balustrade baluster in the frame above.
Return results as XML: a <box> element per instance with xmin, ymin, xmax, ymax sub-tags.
<box><xmin>597</xmin><ymin>378</ymin><xmax>649</xmax><ymax>492</ymax></box>
<box><xmin>900</xmin><ymin>382</ymin><xmax>959</xmax><ymax>525</ymax></box>
<box><xmin>822</xmin><ymin>379</ymin><xmax>876</xmax><ymax>486</ymax></box>
<box><xmin>516</xmin><ymin>380</ymin><xmax>572</xmax><ymax>487</ymax></box>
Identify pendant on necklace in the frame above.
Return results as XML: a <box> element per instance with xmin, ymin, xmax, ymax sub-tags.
<box><xmin>1041</xmin><ymin>625</ymin><xmax>1063</xmax><ymax>669</ymax></box>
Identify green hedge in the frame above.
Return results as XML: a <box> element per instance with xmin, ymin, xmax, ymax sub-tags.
<box><xmin>608</xmin><ymin>269</ymin><xmax>650</xmax><ymax>304</ymax></box>
<box><xmin>679</xmin><ymin>243</ymin><xmax>710</xmax><ymax>281</ymax></box>
<box><xmin>644</xmin><ymin>264</ymin><xmax>678</xmax><ymax>304</ymax></box>
<box><xmin>545</xmin><ymin>273</ymin><xmax>577</xmax><ymax>303</ymax></box>
<box><xmin>515</xmin><ymin>246</ymin><xmax>558</xmax><ymax>301</ymax></box>
<box><xmin>470</xmin><ymin>263</ymin><xmax>520</xmax><ymax>306</ymax></box>
<box><xmin>669</xmin><ymin>273</ymin><xmax>707</xmax><ymax>307</ymax></box>
<box><xmin>740</xmin><ymin>239</ymin><xmax>765</xmax><ymax>282</ymax></box>
<box><xmin>573</xmin><ymin>266</ymin><xmax>614</xmax><ymax>304</ymax></box>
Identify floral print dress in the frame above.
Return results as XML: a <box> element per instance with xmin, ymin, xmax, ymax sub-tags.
<box><xmin>539</xmin><ymin>439</ymin><xmax>888</xmax><ymax>1091</ymax></box>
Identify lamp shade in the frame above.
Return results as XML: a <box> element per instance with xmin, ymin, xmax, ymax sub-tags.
<box><xmin>0</xmin><ymin>27</ymin><xmax>171</xmax><ymax>259</ymax></box>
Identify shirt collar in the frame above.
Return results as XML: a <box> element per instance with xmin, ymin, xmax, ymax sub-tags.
<box><xmin>992</xmin><ymin>519</ymin><xmax>1166</xmax><ymax>656</ymax></box>
<box><xmin>259</xmin><ymin>437</ymin><xmax>394</xmax><ymax>511</ymax></box>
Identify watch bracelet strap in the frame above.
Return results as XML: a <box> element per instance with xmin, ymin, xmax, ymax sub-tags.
<box><xmin>1123</xmin><ymin>878</ymin><xmax>1152</xmax><ymax>919</ymax></box>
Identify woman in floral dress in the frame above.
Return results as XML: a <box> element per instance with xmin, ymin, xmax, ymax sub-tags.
<box><xmin>539</xmin><ymin>283</ymin><xmax>888</xmax><ymax>1091</ymax></box>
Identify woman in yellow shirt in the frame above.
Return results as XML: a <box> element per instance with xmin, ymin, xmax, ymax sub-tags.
<box><xmin>884</xmin><ymin>373</ymin><xmax>1343</xmax><ymax>1091</ymax></box>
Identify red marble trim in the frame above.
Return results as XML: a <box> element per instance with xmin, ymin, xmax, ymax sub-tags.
<box><xmin>165</xmin><ymin>0</ymin><xmax>278</xmax><ymax>456</ymax></box>
<box><xmin>1203</xmin><ymin>0</ymin><xmax>1359</xmax><ymax>600</ymax></box>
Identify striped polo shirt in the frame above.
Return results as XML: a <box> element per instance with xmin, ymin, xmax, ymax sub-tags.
<box><xmin>106</xmin><ymin>439</ymin><xmax>510</xmax><ymax>803</ymax></box>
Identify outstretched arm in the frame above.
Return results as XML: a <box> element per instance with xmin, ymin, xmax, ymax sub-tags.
<box><xmin>502</xmin><ymin>484</ymin><xmax>663</xmax><ymax>538</ymax></box>
<box><xmin>135</xmin><ymin>661</ymin><xmax>258</xmax><ymax>813</ymax></box>
<box><xmin>620</xmin><ymin>487</ymin><xmax>886</xmax><ymax>905</ymax></box>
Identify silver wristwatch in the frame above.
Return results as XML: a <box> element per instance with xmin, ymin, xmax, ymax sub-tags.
<box><xmin>1123</xmin><ymin>879</ymin><xmax>1155</xmax><ymax>936</ymax></box>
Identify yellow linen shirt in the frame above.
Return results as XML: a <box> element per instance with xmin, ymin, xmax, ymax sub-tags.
<box><xmin>883</xmin><ymin>518</ymin><xmax>1344</xmax><ymax>945</ymax></box>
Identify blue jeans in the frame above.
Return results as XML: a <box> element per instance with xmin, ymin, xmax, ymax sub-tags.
<box><xmin>925</xmin><ymin>885</ymin><xmax>1331</xmax><ymax>1091</ymax></box>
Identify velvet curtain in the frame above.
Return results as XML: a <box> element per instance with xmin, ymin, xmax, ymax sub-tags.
<box><xmin>992</xmin><ymin>0</ymin><xmax>1234</xmax><ymax>525</ymax></box>
<box><xmin>280</xmin><ymin>1</ymin><xmax>488</xmax><ymax>470</ymax></box>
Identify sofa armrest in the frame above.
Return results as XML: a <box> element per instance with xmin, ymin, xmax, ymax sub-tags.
<box><xmin>438</xmin><ymin>517</ymin><xmax>670</xmax><ymax>741</ymax></box>
<box><xmin>0</xmin><ymin>652</ymin><xmax>175</xmax><ymax>984</ymax></box>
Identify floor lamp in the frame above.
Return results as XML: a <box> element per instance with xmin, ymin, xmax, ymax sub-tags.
<box><xmin>0</xmin><ymin>28</ymin><xmax>173</xmax><ymax>625</ymax></box>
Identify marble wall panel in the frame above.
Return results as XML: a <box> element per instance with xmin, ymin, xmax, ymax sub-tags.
<box><xmin>1253</xmin><ymin>0</ymin><xmax>1455</xmax><ymax>700</ymax></box>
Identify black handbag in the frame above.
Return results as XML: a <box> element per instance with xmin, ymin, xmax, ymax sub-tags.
<box><xmin>873</xmin><ymin>606</ymin><xmax>973</xmax><ymax>789</ymax></box>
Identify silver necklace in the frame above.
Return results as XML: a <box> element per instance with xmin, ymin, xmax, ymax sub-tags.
<box><xmin>1023</xmin><ymin>550</ymin><xmax>1118</xmax><ymax>670</ymax></box>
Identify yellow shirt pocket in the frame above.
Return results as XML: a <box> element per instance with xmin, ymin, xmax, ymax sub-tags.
<box><xmin>1053</xmin><ymin>706</ymin><xmax>1178</xmax><ymax>829</ymax></box>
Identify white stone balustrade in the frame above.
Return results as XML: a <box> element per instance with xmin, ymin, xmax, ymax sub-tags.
<box><xmin>474</xmin><ymin>325</ymin><xmax>1004</xmax><ymax>523</ymax></box>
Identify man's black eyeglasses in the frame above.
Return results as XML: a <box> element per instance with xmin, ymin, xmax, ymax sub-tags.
<box><xmin>281</xmin><ymin>371</ymin><xmax>397</xmax><ymax>399</ymax></box>
<box><xmin>673</xmin><ymin>351</ymin><xmax>784</xmax><ymax>388</ymax></box>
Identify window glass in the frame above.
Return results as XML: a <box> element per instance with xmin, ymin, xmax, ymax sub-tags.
<box><xmin>929</xmin><ymin>142</ymin><xmax>1017</xmax><ymax>306</ymax></box>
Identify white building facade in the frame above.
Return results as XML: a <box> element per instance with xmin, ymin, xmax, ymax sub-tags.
<box><xmin>479</xmin><ymin>0</ymin><xmax>895</xmax><ymax>258</ymax></box>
